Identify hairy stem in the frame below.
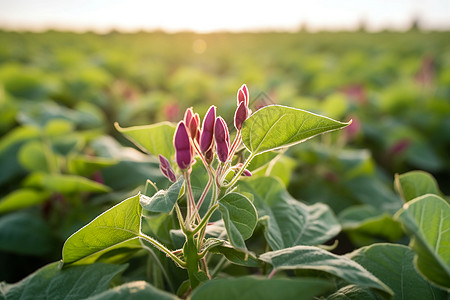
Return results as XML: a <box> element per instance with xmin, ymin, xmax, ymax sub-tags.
<box><xmin>139</xmin><ymin>232</ymin><xmax>186</xmax><ymax>268</ymax></box>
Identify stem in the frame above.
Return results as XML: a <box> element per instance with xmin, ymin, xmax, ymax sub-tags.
<box><xmin>192</xmin><ymin>203</ymin><xmax>219</xmax><ymax>236</ymax></box>
<box><xmin>210</xmin><ymin>256</ymin><xmax>228</xmax><ymax>278</ymax></box>
<box><xmin>196</xmin><ymin>171</ymin><xmax>213</xmax><ymax>212</ymax></box>
<box><xmin>139</xmin><ymin>232</ymin><xmax>186</xmax><ymax>268</ymax></box>
<box><xmin>184</xmin><ymin>234</ymin><xmax>201</xmax><ymax>290</ymax></box>
<box><xmin>185</xmin><ymin>172</ymin><xmax>201</xmax><ymax>226</ymax></box>
<box><xmin>222</xmin><ymin>152</ymin><xmax>256</xmax><ymax>189</ymax></box>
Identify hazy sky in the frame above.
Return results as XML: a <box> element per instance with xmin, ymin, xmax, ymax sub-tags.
<box><xmin>0</xmin><ymin>0</ymin><xmax>449</xmax><ymax>32</ymax></box>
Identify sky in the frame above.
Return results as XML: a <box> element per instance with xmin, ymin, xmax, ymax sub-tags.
<box><xmin>0</xmin><ymin>0</ymin><xmax>449</xmax><ymax>33</ymax></box>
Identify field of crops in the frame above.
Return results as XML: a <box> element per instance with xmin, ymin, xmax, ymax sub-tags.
<box><xmin>0</xmin><ymin>30</ymin><xmax>449</xmax><ymax>299</ymax></box>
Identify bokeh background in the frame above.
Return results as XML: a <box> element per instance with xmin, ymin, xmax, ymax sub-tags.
<box><xmin>1</xmin><ymin>0</ymin><xmax>449</xmax><ymax>284</ymax></box>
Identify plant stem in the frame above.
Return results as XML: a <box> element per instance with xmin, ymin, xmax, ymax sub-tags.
<box><xmin>184</xmin><ymin>234</ymin><xmax>201</xmax><ymax>290</ymax></box>
<box><xmin>139</xmin><ymin>232</ymin><xmax>186</xmax><ymax>268</ymax></box>
<box><xmin>210</xmin><ymin>256</ymin><xmax>228</xmax><ymax>278</ymax></box>
<box><xmin>191</xmin><ymin>203</ymin><xmax>219</xmax><ymax>236</ymax></box>
<box><xmin>223</xmin><ymin>152</ymin><xmax>256</xmax><ymax>189</ymax></box>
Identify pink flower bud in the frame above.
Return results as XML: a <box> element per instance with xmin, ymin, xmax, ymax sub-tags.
<box><xmin>184</xmin><ymin>107</ymin><xmax>194</xmax><ymax>127</ymax></box>
<box><xmin>204</xmin><ymin>147</ymin><xmax>214</xmax><ymax>165</ymax></box>
<box><xmin>159</xmin><ymin>154</ymin><xmax>176</xmax><ymax>182</ymax></box>
<box><xmin>189</xmin><ymin>113</ymin><xmax>200</xmax><ymax>140</ymax></box>
<box><xmin>242</xmin><ymin>169</ymin><xmax>252</xmax><ymax>177</ymax></box>
<box><xmin>237</xmin><ymin>84</ymin><xmax>249</xmax><ymax>107</ymax></box>
<box><xmin>235</xmin><ymin>163</ymin><xmax>252</xmax><ymax>177</ymax></box>
<box><xmin>174</xmin><ymin>121</ymin><xmax>192</xmax><ymax>170</ymax></box>
<box><xmin>200</xmin><ymin>105</ymin><xmax>216</xmax><ymax>153</ymax></box>
<box><xmin>234</xmin><ymin>101</ymin><xmax>248</xmax><ymax>131</ymax></box>
<box><xmin>214</xmin><ymin>117</ymin><xmax>230</xmax><ymax>163</ymax></box>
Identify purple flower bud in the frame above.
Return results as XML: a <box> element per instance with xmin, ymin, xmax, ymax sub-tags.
<box><xmin>242</xmin><ymin>169</ymin><xmax>252</xmax><ymax>177</ymax></box>
<box><xmin>204</xmin><ymin>147</ymin><xmax>214</xmax><ymax>165</ymax></box>
<box><xmin>159</xmin><ymin>154</ymin><xmax>176</xmax><ymax>182</ymax></box>
<box><xmin>189</xmin><ymin>113</ymin><xmax>200</xmax><ymax>140</ymax></box>
<box><xmin>234</xmin><ymin>101</ymin><xmax>248</xmax><ymax>131</ymax></box>
<box><xmin>174</xmin><ymin>121</ymin><xmax>192</xmax><ymax>170</ymax></box>
<box><xmin>184</xmin><ymin>107</ymin><xmax>193</xmax><ymax>126</ymax></box>
<box><xmin>200</xmin><ymin>105</ymin><xmax>216</xmax><ymax>153</ymax></box>
<box><xmin>237</xmin><ymin>84</ymin><xmax>249</xmax><ymax>107</ymax></box>
<box><xmin>214</xmin><ymin>117</ymin><xmax>230</xmax><ymax>163</ymax></box>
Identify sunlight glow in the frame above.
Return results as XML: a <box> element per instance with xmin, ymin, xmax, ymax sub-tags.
<box><xmin>0</xmin><ymin>0</ymin><xmax>449</xmax><ymax>32</ymax></box>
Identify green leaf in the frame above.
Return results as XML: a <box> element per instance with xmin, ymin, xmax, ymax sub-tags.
<box><xmin>394</xmin><ymin>194</ymin><xmax>450</xmax><ymax>289</ymax></box>
<box><xmin>0</xmin><ymin>211</ymin><xmax>54</xmax><ymax>256</ymax></box>
<box><xmin>0</xmin><ymin>262</ymin><xmax>127</xmax><ymax>299</ymax></box>
<box><xmin>88</xmin><ymin>281</ymin><xmax>179</xmax><ymax>300</ymax></box>
<box><xmin>395</xmin><ymin>170</ymin><xmax>441</xmax><ymax>203</ymax></box>
<box><xmin>18</xmin><ymin>140</ymin><xmax>56</xmax><ymax>172</ymax></box>
<box><xmin>259</xmin><ymin>245</ymin><xmax>392</xmax><ymax>296</ymax></box>
<box><xmin>67</xmin><ymin>155</ymin><xmax>117</xmax><ymax>176</ymax></box>
<box><xmin>191</xmin><ymin>276</ymin><xmax>332</xmax><ymax>300</ymax></box>
<box><xmin>241</xmin><ymin>105</ymin><xmax>350</xmax><ymax>155</ymax></box>
<box><xmin>62</xmin><ymin>194</ymin><xmax>143</xmax><ymax>265</ymax></box>
<box><xmin>339</xmin><ymin>205</ymin><xmax>403</xmax><ymax>246</ymax></box>
<box><xmin>0</xmin><ymin>189</ymin><xmax>50</xmax><ymax>214</ymax></box>
<box><xmin>348</xmin><ymin>243</ymin><xmax>448</xmax><ymax>300</ymax></box>
<box><xmin>140</xmin><ymin>176</ymin><xmax>184</xmax><ymax>213</ymax></box>
<box><xmin>239</xmin><ymin>177</ymin><xmax>340</xmax><ymax>250</ymax></box>
<box><xmin>209</xmin><ymin>244</ymin><xmax>261</xmax><ymax>267</ymax></box>
<box><xmin>218</xmin><ymin>192</ymin><xmax>258</xmax><ymax>250</ymax></box>
<box><xmin>23</xmin><ymin>172</ymin><xmax>111</xmax><ymax>194</ymax></box>
<box><xmin>326</xmin><ymin>285</ymin><xmax>384</xmax><ymax>300</ymax></box>
<box><xmin>115</xmin><ymin>121</ymin><xmax>176</xmax><ymax>159</ymax></box>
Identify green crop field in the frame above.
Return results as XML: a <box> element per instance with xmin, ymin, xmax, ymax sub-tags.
<box><xmin>0</xmin><ymin>30</ymin><xmax>449</xmax><ymax>299</ymax></box>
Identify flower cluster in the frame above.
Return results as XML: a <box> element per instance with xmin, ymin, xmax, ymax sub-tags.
<box><xmin>160</xmin><ymin>84</ymin><xmax>252</xmax><ymax>186</ymax></box>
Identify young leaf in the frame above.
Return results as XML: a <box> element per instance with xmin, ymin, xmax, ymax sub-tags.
<box><xmin>114</xmin><ymin>121</ymin><xmax>176</xmax><ymax>159</ymax></box>
<box><xmin>23</xmin><ymin>172</ymin><xmax>111</xmax><ymax>194</ymax></box>
<box><xmin>209</xmin><ymin>244</ymin><xmax>261</xmax><ymax>267</ymax></box>
<box><xmin>62</xmin><ymin>194</ymin><xmax>143</xmax><ymax>265</ymax></box>
<box><xmin>88</xmin><ymin>281</ymin><xmax>178</xmax><ymax>300</ymax></box>
<box><xmin>0</xmin><ymin>189</ymin><xmax>50</xmax><ymax>214</ymax></box>
<box><xmin>260</xmin><ymin>245</ymin><xmax>392</xmax><ymax>296</ymax></box>
<box><xmin>190</xmin><ymin>276</ymin><xmax>332</xmax><ymax>300</ymax></box>
<box><xmin>140</xmin><ymin>176</ymin><xmax>184</xmax><ymax>213</ymax></box>
<box><xmin>348</xmin><ymin>243</ymin><xmax>448</xmax><ymax>299</ymax></box>
<box><xmin>218</xmin><ymin>192</ymin><xmax>258</xmax><ymax>250</ymax></box>
<box><xmin>394</xmin><ymin>194</ymin><xmax>450</xmax><ymax>289</ymax></box>
<box><xmin>241</xmin><ymin>105</ymin><xmax>351</xmax><ymax>155</ymax></box>
<box><xmin>395</xmin><ymin>170</ymin><xmax>442</xmax><ymax>203</ymax></box>
<box><xmin>0</xmin><ymin>262</ymin><xmax>127</xmax><ymax>299</ymax></box>
<box><xmin>239</xmin><ymin>177</ymin><xmax>340</xmax><ymax>250</ymax></box>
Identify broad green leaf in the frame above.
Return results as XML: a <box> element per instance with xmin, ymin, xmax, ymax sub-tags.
<box><xmin>23</xmin><ymin>172</ymin><xmax>111</xmax><ymax>194</ymax></box>
<box><xmin>209</xmin><ymin>244</ymin><xmax>261</xmax><ymax>267</ymax></box>
<box><xmin>260</xmin><ymin>245</ymin><xmax>392</xmax><ymax>296</ymax></box>
<box><xmin>67</xmin><ymin>155</ymin><xmax>117</xmax><ymax>176</ymax></box>
<box><xmin>62</xmin><ymin>194</ymin><xmax>143</xmax><ymax>265</ymax></box>
<box><xmin>115</xmin><ymin>121</ymin><xmax>176</xmax><ymax>159</ymax></box>
<box><xmin>339</xmin><ymin>205</ymin><xmax>403</xmax><ymax>246</ymax></box>
<box><xmin>44</xmin><ymin>118</ymin><xmax>74</xmax><ymax>136</ymax></box>
<box><xmin>218</xmin><ymin>192</ymin><xmax>257</xmax><ymax>250</ymax></box>
<box><xmin>239</xmin><ymin>177</ymin><xmax>340</xmax><ymax>250</ymax></box>
<box><xmin>191</xmin><ymin>276</ymin><xmax>332</xmax><ymax>300</ymax></box>
<box><xmin>395</xmin><ymin>170</ymin><xmax>441</xmax><ymax>203</ymax></box>
<box><xmin>88</xmin><ymin>281</ymin><xmax>178</xmax><ymax>300</ymax></box>
<box><xmin>0</xmin><ymin>262</ymin><xmax>127</xmax><ymax>299</ymax></box>
<box><xmin>241</xmin><ymin>105</ymin><xmax>350</xmax><ymax>155</ymax></box>
<box><xmin>0</xmin><ymin>189</ymin><xmax>50</xmax><ymax>214</ymax></box>
<box><xmin>0</xmin><ymin>125</ymin><xmax>40</xmax><ymax>154</ymax></box>
<box><xmin>394</xmin><ymin>194</ymin><xmax>450</xmax><ymax>289</ymax></box>
<box><xmin>0</xmin><ymin>211</ymin><xmax>54</xmax><ymax>256</ymax></box>
<box><xmin>348</xmin><ymin>243</ymin><xmax>448</xmax><ymax>300</ymax></box>
<box><xmin>18</xmin><ymin>140</ymin><xmax>56</xmax><ymax>172</ymax></box>
<box><xmin>326</xmin><ymin>285</ymin><xmax>384</xmax><ymax>300</ymax></box>
<box><xmin>140</xmin><ymin>176</ymin><xmax>184</xmax><ymax>213</ymax></box>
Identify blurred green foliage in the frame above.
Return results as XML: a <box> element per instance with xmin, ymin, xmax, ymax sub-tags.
<box><xmin>0</xmin><ymin>29</ymin><xmax>449</xmax><ymax>287</ymax></box>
